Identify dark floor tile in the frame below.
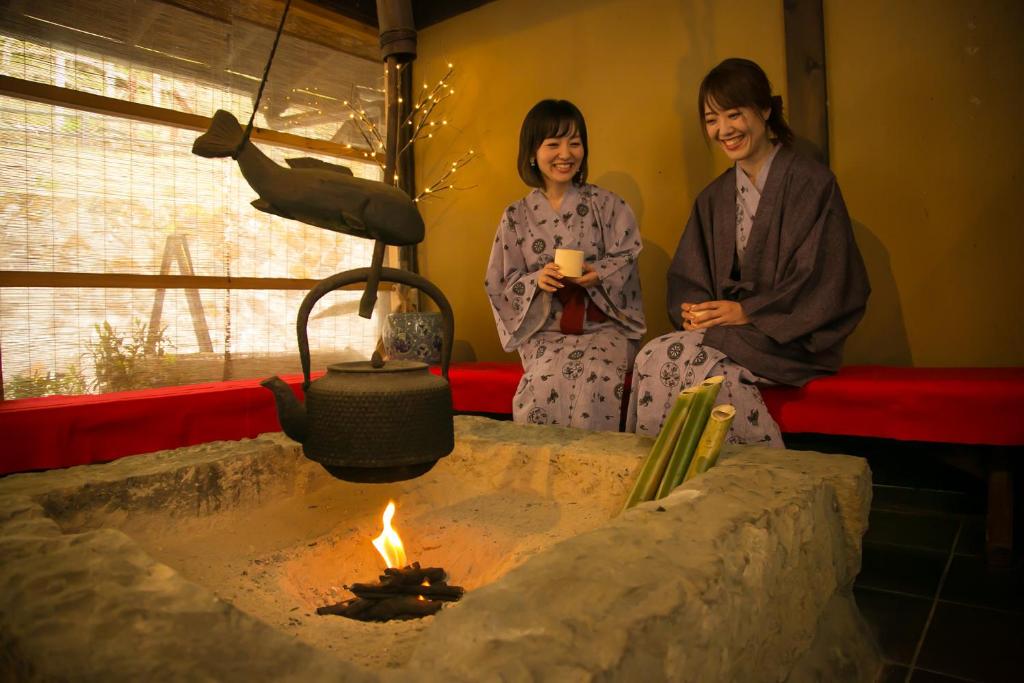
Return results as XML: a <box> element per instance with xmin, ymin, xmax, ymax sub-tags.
<box><xmin>868</xmin><ymin>453</ymin><xmax>980</xmax><ymax>493</ymax></box>
<box><xmin>857</xmin><ymin>541</ymin><xmax>949</xmax><ymax>598</ymax></box>
<box><xmin>954</xmin><ymin>516</ymin><xmax>987</xmax><ymax>558</ymax></box>
<box><xmin>872</xmin><ymin>485</ymin><xmax>985</xmax><ymax>516</ymax></box>
<box><xmin>785</xmin><ymin>434</ymin><xmax>993</xmax><ymax>499</ymax></box>
<box><xmin>854</xmin><ymin>586</ymin><xmax>931</xmax><ymax>665</ymax></box>
<box><xmin>916</xmin><ymin>602</ymin><xmax>1024</xmax><ymax>683</ymax></box>
<box><xmin>910</xmin><ymin>669</ymin><xmax>977</xmax><ymax>682</ymax></box>
<box><xmin>878</xmin><ymin>663</ymin><xmax>911</xmax><ymax>682</ymax></box>
<box><xmin>940</xmin><ymin>554</ymin><xmax>1024</xmax><ymax>613</ymax></box>
<box><xmin>866</xmin><ymin>510</ymin><xmax>961</xmax><ymax>552</ymax></box>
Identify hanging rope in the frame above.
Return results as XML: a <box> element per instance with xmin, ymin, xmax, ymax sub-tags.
<box><xmin>234</xmin><ymin>0</ymin><xmax>293</xmax><ymax>157</ymax></box>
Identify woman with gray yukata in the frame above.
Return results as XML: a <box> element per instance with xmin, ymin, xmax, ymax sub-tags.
<box><xmin>485</xmin><ymin>100</ymin><xmax>646</xmax><ymax>431</ymax></box>
<box><xmin>628</xmin><ymin>59</ymin><xmax>869</xmax><ymax>446</ymax></box>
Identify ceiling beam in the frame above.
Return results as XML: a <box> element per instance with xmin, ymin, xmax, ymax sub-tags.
<box><xmin>305</xmin><ymin>0</ymin><xmax>497</xmax><ymax>30</ymax></box>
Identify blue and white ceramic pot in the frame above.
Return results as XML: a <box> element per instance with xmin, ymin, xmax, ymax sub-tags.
<box><xmin>382</xmin><ymin>311</ymin><xmax>443</xmax><ymax>364</ymax></box>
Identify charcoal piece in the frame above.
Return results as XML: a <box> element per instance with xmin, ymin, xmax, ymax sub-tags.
<box><xmin>316</xmin><ymin>596</ymin><xmax>444</xmax><ymax>621</ymax></box>
<box><xmin>348</xmin><ymin>582</ymin><xmax>464</xmax><ymax>601</ymax></box>
<box><xmin>380</xmin><ymin>562</ymin><xmax>447</xmax><ymax>586</ymax></box>
<box><xmin>364</xmin><ymin>596</ymin><xmax>444</xmax><ymax>621</ymax></box>
<box><xmin>316</xmin><ymin>598</ymin><xmax>374</xmax><ymax>618</ymax></box>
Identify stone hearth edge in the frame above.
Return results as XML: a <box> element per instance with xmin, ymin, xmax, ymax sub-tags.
<box><xmin>0</xmin><ymin>416</ymin><xmax>879</xmax><ymax>682</ymax></box>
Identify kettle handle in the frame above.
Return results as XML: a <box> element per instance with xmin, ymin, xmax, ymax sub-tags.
<box><xmin>296</xmin><ymin>267</ymin><xmax>454</xmax><ymax>390</ymax></box>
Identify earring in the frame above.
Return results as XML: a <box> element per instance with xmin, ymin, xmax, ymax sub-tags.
<box><xmin>530</xmin><ymin>158</ymin><xmax>537</xmax><ymax>167</ymax></box>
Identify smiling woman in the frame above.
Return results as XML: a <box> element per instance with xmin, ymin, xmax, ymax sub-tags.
<box><xmin>484</xmin><ymin>99</ymin><xmax>646</xmax><ymax>431</ymax></box>
<box><xmin>627</xmin><ymin>58</ymin><xmax>870</xmax><ymax>448</ymax></box>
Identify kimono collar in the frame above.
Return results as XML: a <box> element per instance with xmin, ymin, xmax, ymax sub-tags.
<box><xmin>715</xmin><ymin>145</ymin><xmax>796</xmax><ymax>295</ymax></box>
<box><xmin>737</xmin><ymin>142</ymin><xmax>781</xmax><ymax>195</ymax></box>
<box><xmin>532</xmin><ymin>183</ymin><xmax>581</xmax><ymax>214</ymax></box>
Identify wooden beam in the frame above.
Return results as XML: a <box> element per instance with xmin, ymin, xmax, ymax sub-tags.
<box><xmin>783</xmin><ymin>0</ymin><xmax>829</xmax><ymax>165</ymax></box>
<box><xmin>0</xmin><ymin>75</ymin><xmax>374</xmax><ymax>162</ymax></box>
<box><xmin>0</xmin><ymin>271</ymin><xmax>394</xmax><ymax>292</ymax></box>
<box><xmin>156</xmin><ymin>0</ymin><xmax>380</xmax><ymax>61</ymax></box>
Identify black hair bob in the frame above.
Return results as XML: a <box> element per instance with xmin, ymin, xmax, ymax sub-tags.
<box><xmin>517</xmin><ymin>99</ymin><xmax>589</xmax><ymax>188</ymax></box>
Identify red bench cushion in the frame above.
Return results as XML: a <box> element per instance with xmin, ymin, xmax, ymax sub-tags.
<box><xmin>761</xmin><ymin>366</ymin><xmax>1024</xmax><ymax>446</ymax></box>
<box><xmin>432</xmin><ymin>363</ymin><xmax>1024</xmax><ymax>447</ymax></box>
<box><xmin>2</xmin><ymin>363</ymin><xmax>1021</xmax><ymax>475</ymax></box>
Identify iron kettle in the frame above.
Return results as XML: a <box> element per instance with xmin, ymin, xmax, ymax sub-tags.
<box><xmin>262</xmin><ymin>267</ymin><xmax>454</xmax><ymax>482</ymax></box>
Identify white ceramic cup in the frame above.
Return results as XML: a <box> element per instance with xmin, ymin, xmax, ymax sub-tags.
<box><xmin>554</xmin><ymin>248</ymin><xmax>584</xmax><ymax>278</ymax></box>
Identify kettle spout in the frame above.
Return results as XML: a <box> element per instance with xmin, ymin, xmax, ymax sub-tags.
<box><xmin>260</xmin><ymin>376</ymin><xmax>308</xmax><ymax>443</ymax></box>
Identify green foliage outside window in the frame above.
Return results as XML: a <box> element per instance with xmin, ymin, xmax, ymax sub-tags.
<box><xmin>86</xmin><ymin>319</ymin><xmax>179</xmax><ymax>393</ymax></box>
<box><xmin>6</xmin><ymin>366</ymin><xmax>87</xmax><ymax>399</ymax></box>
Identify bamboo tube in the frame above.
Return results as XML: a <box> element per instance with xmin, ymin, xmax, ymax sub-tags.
<box><xmin>621</xmin><ymin>387</ymin><xmax>699</xmax><ymax>511</ymax></box>
<box><xmin>682</xmin><ymin>404</ymin><xmax>736</xmax><ymax>483</ymax></box>
<box><xmin>655</xmin><ymin>376</ymin><xmax>724</xmax><ymax>498</ymax></box>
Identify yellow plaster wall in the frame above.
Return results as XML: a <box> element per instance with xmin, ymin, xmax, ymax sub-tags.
<box><xmin>827</xmin><ymin>0</ymin><xmax>1024</xmax><ymax>366</ymax></box>
<box><xmin>414</xmin><ymin>0</ymin><xmax>1023</xmax><ymax>367</ymax></box>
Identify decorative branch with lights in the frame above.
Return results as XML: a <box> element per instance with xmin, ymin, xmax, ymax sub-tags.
<box><xmin>341</xmin><ymin>63</ymin><xmax>476</xmax><ymax>201</ymax></box>
<box><xmin>417</xmin><ymin>149</ymin><xmax>476</xmax><ymax>201</ymax></box>
<box><xmin>341</xmin><ymin>97</ymin><xmax>386</xmax><ymax>165</ymax></box>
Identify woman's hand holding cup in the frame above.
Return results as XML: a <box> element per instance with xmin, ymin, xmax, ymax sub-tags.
<box><xmin>537</xmin><ymin>262</ymin><xmax>565</xmax><ymax>292</ymax></box>
<box><xmin>566</xmin><ymin>262</ymin><xmax>600</xmax><ymax>288</ymax></box>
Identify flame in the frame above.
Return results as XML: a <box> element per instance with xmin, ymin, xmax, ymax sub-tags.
<box><xmin>371</xmin><ymin>501</ymin><xmax>407</xmax><ymax>569</ymax></box>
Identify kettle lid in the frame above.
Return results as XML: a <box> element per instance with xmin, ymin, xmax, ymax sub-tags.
<box><xmin>327</xmin><ymin>359</ymin><xmax>428</xmax><ymax>374</ymax></box>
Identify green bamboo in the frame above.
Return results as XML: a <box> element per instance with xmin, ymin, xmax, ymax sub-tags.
<box><xmin>655</xmin><ymin>376</ymin><xmax>724</xmax><ymax>498</ymax></box>
<box><xmin>682</xmin><ymin>404</ymin><xmax>736</xmax><ymax>483</ymax></box>
<box><xmin>621</xmin><ymin>387</ymin><xmax>698</xmax><ymax>511</ymax></box>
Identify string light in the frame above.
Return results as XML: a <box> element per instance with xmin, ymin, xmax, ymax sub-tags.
<box><xmin>341</xmin><ymin>63</ymin><xmax>475</xmax><ymax>192</ymax></box>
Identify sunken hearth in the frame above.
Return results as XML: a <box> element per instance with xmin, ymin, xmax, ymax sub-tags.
<box><xmin>0</xmin><ymin>416</ymin><xmax>881</xmax><ymax>682</ymax></box>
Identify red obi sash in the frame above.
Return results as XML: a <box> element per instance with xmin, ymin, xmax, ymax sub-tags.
<box><xmin>555</xmin><ymin>281</ymin><xmax>608</xmax><ymax>334</ymax></box>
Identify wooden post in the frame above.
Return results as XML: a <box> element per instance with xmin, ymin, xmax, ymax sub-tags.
<box><xmin>397</xmin><ymin>61</ymin><xmax>417</xmax><ymax>275</ymax></box>
<box><xmin>376</xmin><ymin>0</ymin><xmax>419</xmax><ymax>314</ymax></box>
<box><xmin>986</xmin><ymin>448</ymin><xmax>1014</xmax><ymax>567</ymax></box>
<box><xmin>783</xmin><ymin>0</ymin><xmax>830</xmax><ymax>165</ymax></box>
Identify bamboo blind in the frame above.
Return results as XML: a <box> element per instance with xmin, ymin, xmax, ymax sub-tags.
<box><xmin>0</xmin><ymin>0</ymin><xmax>390</xmax><ymax>398</ymax></box>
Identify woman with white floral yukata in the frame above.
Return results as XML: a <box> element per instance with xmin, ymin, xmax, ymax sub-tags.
<box><xmin>628</xmin><ymin>59</ymin><xmax>869</xmax><ymax>446</ymax></box>
<box><xmin>485</xmin><ymin>99</ymin><xmax>646</xmax><ymax>431</ymax></box>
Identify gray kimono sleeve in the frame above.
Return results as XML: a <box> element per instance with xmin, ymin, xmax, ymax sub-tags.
<box><xmin>740</xmin><ymin>179</ymin><xmax>869</xmax><ymax>350</ymax></box>
<box><xmin>667</xmin><ymin>198</ymin><xmax>716</xmax><ymax>329</ymax></box>
<box><xmin>484</xmin><ymin>207</ymin><xmax>551</xmax><ymax>352</ymax></box>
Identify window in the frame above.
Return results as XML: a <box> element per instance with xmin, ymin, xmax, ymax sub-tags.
<box><xmin>0</xmin><ymin>0</ymin><xmax>388</xmax><ymax>397</ymax></box>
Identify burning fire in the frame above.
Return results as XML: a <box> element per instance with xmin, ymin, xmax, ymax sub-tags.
<box><xmin>371</xmin><ymin>500</ymin><xmax>407</xmax><ymax>569</ymax></box>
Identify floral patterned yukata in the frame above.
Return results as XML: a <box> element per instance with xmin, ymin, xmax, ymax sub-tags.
<box><xmin>486</xmin><ymin>183</ymin><xmax>646</xmax><ymax>431</ymax></box>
